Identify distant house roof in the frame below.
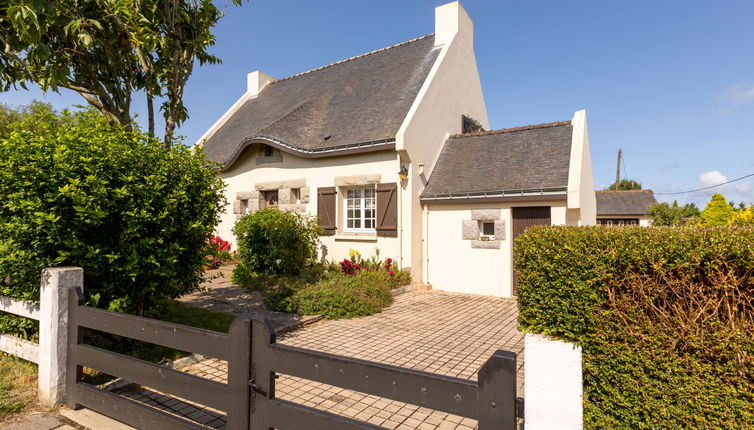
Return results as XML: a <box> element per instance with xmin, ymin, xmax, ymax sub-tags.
<box><xmin>420</xmin><ymin>121</ymin><xmax>573</xmax><ymax>201</ymax></box>
<box><xmin>596</xmin><ymin>190</ymin><xmax>657</xmax><ymax>216</ymax></box>
<box><xmin>202</xmin><ymin>34</ymin><xmax>440</xmax><ymax>169</ymax></box>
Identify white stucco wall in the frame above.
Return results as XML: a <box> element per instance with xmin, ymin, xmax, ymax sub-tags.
<box><xmin>218</xmin><ymin>147</ymin><xmax>403</xmax><ymax>265</ymax></box>
<box><xmin>396</xmin><ymin>1</ymin><xmax>489</xmax><ymax>281</ymax></box>
<box><xmin>425</xmin><ymin>200</ymin><xmax>566</xmax><ymax>297</ymax></box>
<box><xmin>567</xmin><ymin>110</ymin><xmax>597</xmax><ymax>226</ymax></box>
<box><xmin>525</xmin><ymin>334</ymin><xmax>583</xmax><ymax>430</ymax></box>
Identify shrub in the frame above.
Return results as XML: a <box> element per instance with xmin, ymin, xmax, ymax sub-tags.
<box><xmin>515</xmin><ymin>226</ymin><xmax>754</xmax><ymax>429</ymax></box>
<box><xmin>0</xmin><ymin>107</ymin><xmax>225</xmax><ymax>318</ymax></box>
<box><xmin>281</xmin><ymin>270</ymin><xmax>396</xmax><ymax>319</ymax></box>
<box><xmin>232</xmin><ymin>209</ymin><xmax>321</xmax><ymax>276</ymax></box>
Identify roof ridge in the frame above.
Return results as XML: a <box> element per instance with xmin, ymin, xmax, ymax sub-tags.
<box><xmin>596</xmin><ymin>189</ymin><xmax>654</xmax><ymax>193</ymax></box>
<box><xmin>271</xmin><ymin>33</ymin><xmax>435</xmax><ymax>84</ymax></box>
<box><xmin>451</xmin><ymin>120</ymin><xmax>572</xmax><ymax>138</ymax></box>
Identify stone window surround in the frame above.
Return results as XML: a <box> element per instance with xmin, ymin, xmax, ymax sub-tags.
<box><xmin>461</xmin><ymin>209</ymin><xmax>505</xmax><ymax>249</ymax></box>
<box><xmin>233</xmin><ymin>178</ymin><xmax>309</xmax><ymax>219</ymax></box>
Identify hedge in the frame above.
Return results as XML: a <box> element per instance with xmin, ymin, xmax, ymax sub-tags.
<box><xmin>0</xmin><ymin>107</ymin><xmax>225</xmax><ymax>330</ymax></box>
<box><xmin>515</xmin><ymin>226</ymin><xmax>754</xmax><ymax>429</ymax></box>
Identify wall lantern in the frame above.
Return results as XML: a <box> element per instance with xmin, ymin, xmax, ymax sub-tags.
<box><xmin>398</xmin><ymin>165</ymin><xmax>409</xmax><ymax>181</ymax></box>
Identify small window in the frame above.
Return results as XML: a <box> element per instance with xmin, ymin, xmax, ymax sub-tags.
<box><xmin>291</xmin><ymin>188</ymin><xmax>300</xmax><ymax>204</ymax></box>
<box><xmin>344</xmin><ymin>187</ymin><xmax>376</xmax><ymax>233</ymax></box>
<box><xmin>263</xmin><ymin>191</ymin><xmax>279</xmax><ymax>209</ymax></box>
<box><xmin>479</xmin><ymin>221</ymin><xmax>495</xmax><ymax>240</ymax></box>
<box><xmin>607</xmin><ymin>220</ymin><xmax>613</xmax><ymax>227</ymax></box>
<box><xmin>240</xmin><ymin>199</ymin><xmax>249</xmax><ymax>214</ymax></box>
<box><xmin>262</xmin><ymin>145</ymin><xmax>275</xmax><ymax>157</ymax></box>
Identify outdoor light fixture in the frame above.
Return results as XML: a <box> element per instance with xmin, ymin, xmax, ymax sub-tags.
<box><xmin>398</xmin><ymin>165</ymin><xmax>409</xmax><ymax>181</ymax></box>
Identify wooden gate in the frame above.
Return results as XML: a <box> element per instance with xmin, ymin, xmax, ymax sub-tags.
<box><xmin>66</xmin><ymin>287</ymin><xmax>519</xmax><ymax>429</ymax></box>
<box><xmin>511</xmin><ymin>206</ymin><xmax>552</xmax><ymax>294</ymax></box>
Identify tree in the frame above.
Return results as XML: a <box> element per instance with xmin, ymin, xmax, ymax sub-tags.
<box><xmin>729</xmin><ymin>206</ymin><xmax>754</xmax><ymax>226</ymax></box>
<box><xmin>0</xmin><ymin>0</ymin><xmax>245</xmax><ymax>146</ymax></box>
<box><xmin>699</xmin><ymin>193</ymin><xmax>735</xmax><ymax>226</ymax></box>
<box><xmin>648</xmin><ymin>201</ymin><xmax>700</xmax><ymax>226</ymax></box>
<box><xmin>608</xmin><ymin>179</ymin><xmax>642</xmax><ymax>191</ymax></box>
<box><xmin>0</xmin><ymin>100</ymin><xmax>54</xmax><ymax>137</ymax></box>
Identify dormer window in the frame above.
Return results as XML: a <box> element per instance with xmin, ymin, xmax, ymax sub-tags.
<box><xmin>256</xmin><ymin>143</ymin><xmax>282</xmax><ymax>165</ymax></box>
<box><xmin>462</xmin><ymin>115</ymin><xmax>484</xmax><ymax>134</ymax></box>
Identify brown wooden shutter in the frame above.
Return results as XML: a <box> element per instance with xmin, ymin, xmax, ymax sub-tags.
<box><xmin>317</xmin><ymin>187</ymin><xmax>337</xmax><ymax>236</ymax></box>
<box><xmin>376</xmin><ymin>183</ymin><xmax>398</xmax><ymax>237</ymax></box>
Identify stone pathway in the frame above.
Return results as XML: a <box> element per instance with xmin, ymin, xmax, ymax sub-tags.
<box><xmin>114</xmin><ymin>290</ymin><xmax>524</xmax><ymax>429</ymax></box>
<box><xmin>178</xmin><ymin>265</ymin><xmax>321</xmax><ymax>332</ymax></box>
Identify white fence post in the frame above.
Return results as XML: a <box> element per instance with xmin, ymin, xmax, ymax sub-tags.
<box><xmin>524</xmin><ymin>333</ymin><xmax>583</xmax><ymax>430</ymax></box>
<box><xmin>38</xmin><ymin>267</ymin><xmax>84</xmax><ymax>406</ymax></box>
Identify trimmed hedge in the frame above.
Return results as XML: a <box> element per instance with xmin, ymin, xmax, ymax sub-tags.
<box><xmin>515</xmin><ymin>226</ymin><xmax>754</xmax><ymax>429</ymax></box>
<box><xmin>0</xmin><ymin>108</ymin><xmax>225</xmax><ymax>322</ymax></box>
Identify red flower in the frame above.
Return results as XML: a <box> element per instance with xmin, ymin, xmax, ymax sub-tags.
<box><xmin>386</xmin><ymin>258</ymin><xmax>392</xmax><ymax>264</ymax></box>
<box><xmin>389</xmin><ymin>270</ymin><xmax>395</xmax><ymax>276</ymax></box>
<box><xmin>384</xmin><ymin>264</ymin><xmax>390</xmax><ymax>269</ymax></box>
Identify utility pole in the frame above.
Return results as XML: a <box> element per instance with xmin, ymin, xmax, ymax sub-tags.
<box><xmin>615</xmin><ymin>148</ymin><xmax>622</xmax><ymax>188</ymax></box>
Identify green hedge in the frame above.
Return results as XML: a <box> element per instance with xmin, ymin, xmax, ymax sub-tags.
<box><xmin>0</xmin><ymin>108</ymin><xmax>225</xmax><ymax>324</ymax></box>
<box><xmin>515</xmin><ymin>226</ymin><xmax>754</xmax><ymax>429</ymax></box>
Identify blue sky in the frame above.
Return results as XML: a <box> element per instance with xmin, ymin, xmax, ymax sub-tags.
<box><xmin>2</xmin><ymin>0</ymin><xmax>753</xmax><ymax>206</ymax></box>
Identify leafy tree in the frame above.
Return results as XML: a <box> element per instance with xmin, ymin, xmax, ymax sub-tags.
<box><xmin>608</xmin><ymin>179</ymin><xmax>642</xmax><ymax>190</ymax></box>
<box><xmin>0</xmin><ymin>105</ymin><xmax>225</xmax><ymax>316</ymax></box>
<box><xmin>0</xmin><ymin>100</ymin><xmax>54</xmax><ymax>137</ymax></box>
<box><xmin>729</xmin><ymin>206</ymin><xmax>754</xmax><ymax>226</ymax></box>
<box><xmin>648</xmin><ymin>201</ymin><xmax>700</xmax><ymax>226</ymax></box>
<box><xmin>699</xmin><ymin>193</ymin><xmax>735</xmax><ymax>226</ymax></box>
<box><xmin>0</xmin><ymin>0</ymin><xmax>245</xmax><ymax>146</ymax></box>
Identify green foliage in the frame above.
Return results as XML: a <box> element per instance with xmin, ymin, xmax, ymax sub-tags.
<box><xmin>0</xmin><ymin>107</ymin><xmax>225</xmax><ymax>318</ymax></box>
<box><xmin>699</xmin><ymin>193</ymin><xmax>735</xmax><ymax>226</ymax></box>
<box><xmin>648</xmin><ymin>200</ymin><xmax>699</xmax><ymax>226</ymax></box>
<box><xmin>515</xmin><ymin>226</ymin><xmax>754</xmax><ymax>429</ymax></box>
<box><xmin>0</xmin><ymin>100</ymin><xmax>53</xmax><ymax>137</ymax></box>
<box><xmin>608</xmin><ymin>179</ymin><xmax>642</xmax><ymax>190</ymax></box>
<box><xmin>281</xmin><ymin>270</ymin><xmax>398</xmax><ymax>319</ymax></box>
<box><xmin>729</xmin><ymin>206</ymin><xmax>754</xmax><ymax>225</ymax></box>
<box><xmin>233</xmin><ymin>209</ymin><xmax>321</xmax><ymax>276</ymax></box>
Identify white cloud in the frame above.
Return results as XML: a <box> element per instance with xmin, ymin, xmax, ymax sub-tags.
<box><xmin>698</xmin><ymin>170</ymin><xmax>727</xmax><ymax>187</ymax></box>
<box><xmin>694</xmin><ymin>170</ymin><xmax>754</xmax><ymax>205</ymax></box>
<box><xmin>720</xmin><ymin>83</ymin><xmax>754</xmax><ymax>112</ymax></box>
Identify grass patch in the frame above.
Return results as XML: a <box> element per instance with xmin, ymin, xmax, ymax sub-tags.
<box><xmin>0</xmin><ymin>354</ymin><xmax>37</xmax><ymax>422</ymax></box>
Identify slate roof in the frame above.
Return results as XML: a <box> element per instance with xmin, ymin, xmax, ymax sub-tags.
<box><xmin>421</xmin><ymin>121</ymin><xmax>573</xmax><ymax>199</ymax></box>
<box><xmin>202</xmin><ymin>34</ymin><xmax>440</xmax><ymax>168</ymax></box>
<box><xmin>596</xmin><ymin>190</ymin><xmax>657</xmax><ymax>216</ymax></box>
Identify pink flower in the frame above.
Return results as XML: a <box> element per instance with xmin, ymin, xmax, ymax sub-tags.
<box><xmin>384</xmin><ymin>264</ymin><xmax>390</xmax><ymax>269</ymax></box>
<box><xmin>389</xmin><ymin>270</ymin><xmax>395</xmax><ymax>276</ymax></box>
<box><xmin>386</xmin><ymin>258</ymin><xmax>392</xmax><ymax>264</ymax></box>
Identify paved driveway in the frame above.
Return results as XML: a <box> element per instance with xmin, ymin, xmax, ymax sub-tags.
<box><xmin>118</xmin><ymin>290</ymin><xmax>524</xmax><ymax>429</ymax></box>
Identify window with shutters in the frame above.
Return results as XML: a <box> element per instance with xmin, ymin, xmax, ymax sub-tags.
<box><xmin>344</xmin><ymin>187</ymin><xmax>376</xmax><ymax>233</ymax></box>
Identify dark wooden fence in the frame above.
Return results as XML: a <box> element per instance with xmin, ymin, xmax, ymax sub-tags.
<box><xmin>66</xmin><ymin>287</ymin><xmax>518</xmax><ymax>429</ymax></box>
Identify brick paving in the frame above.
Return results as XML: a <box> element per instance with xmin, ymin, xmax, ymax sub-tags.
<box><xmin>114</xmin><ymin>290</ymin><xmax>524</xmax><ymax>429</ymax></box>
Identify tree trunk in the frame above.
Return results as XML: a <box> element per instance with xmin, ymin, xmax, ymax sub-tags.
<box><xmin>147</xmin><ymin>86</ymin><xmax>155</xmax><ymax>138</ymax></box>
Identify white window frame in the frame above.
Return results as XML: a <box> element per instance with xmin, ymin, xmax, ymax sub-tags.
<box><xmin>343</xmin><ymin>187</ymin><xmax>376</xmax><ymax>234</ymax></box>
<box><xmin>479</xmin><ymin>221</ymin><xmax>495</xmax><ymax>240</ymax></box>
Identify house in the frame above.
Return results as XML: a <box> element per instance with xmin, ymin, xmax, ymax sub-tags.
<box><xmin>595</xmin><ymin>190</ymin><xmax>657</xmax><ymax>226</ymax></box>
<box><xmin>198</xmin><ymin>1</ymin><xmax>596</xmax><ymax>297</ymax></box>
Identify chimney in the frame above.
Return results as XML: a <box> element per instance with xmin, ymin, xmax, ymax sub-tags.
<box><xmin>434</xmin><ymin>1</ymin><xmax>473</xmax><ymax>47</ymax></box>
<box><xmin>246</xmin><ymin>71</ymin><xmax>276</xmax><ymax>97</ymax></box>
